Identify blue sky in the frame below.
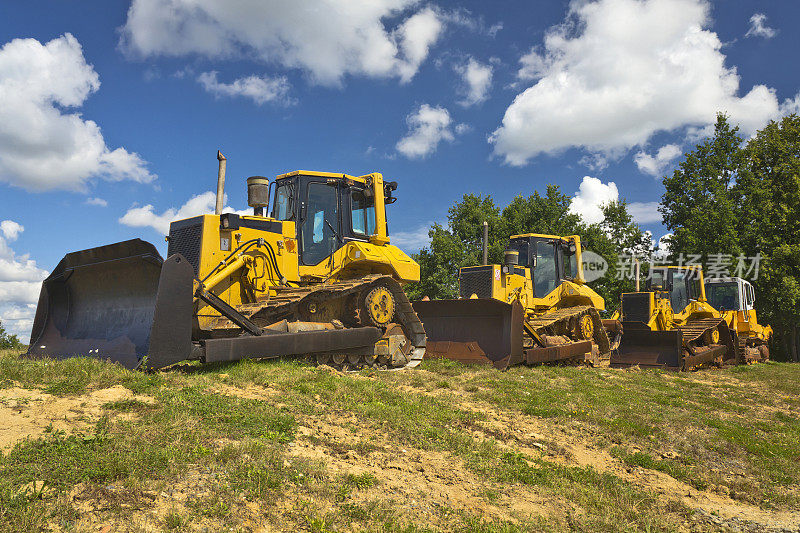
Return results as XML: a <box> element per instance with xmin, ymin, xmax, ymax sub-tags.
<box><xmin>0</xmin><ymin>0</ymin><xmax>798</xmax><ymax>337</ymax></box>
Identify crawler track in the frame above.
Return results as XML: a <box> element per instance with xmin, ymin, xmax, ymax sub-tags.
<box><xmin>207</xmin><ymin>275</ymin><xmax>425</xmax><ymax>369</ymax></box>
<box><xmin>526</xmin><ymin>305</ymin><xmax>612</xmax><ymax>365</ymax></box>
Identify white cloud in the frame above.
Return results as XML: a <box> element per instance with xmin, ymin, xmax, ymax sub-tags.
<box><xmin>396</xmin><ymin>104</ymin><xmax>458</xmax><ymax>159</ymax></box>
<box><xmin>569</xmin><ymin>177</ymin><xmax>662</xmax><ymax>225</ymax></box>
<box><xmin>0</xmin><ymin>34</ymin><xmax>154</xmax><ymax>192</ymax></box>
<box><xmin>119</xmin><ymin>191</ymin><xmax>248</xmax><ymax>235</ymax></box>
<box><xmin>437</xmin><ymin>9</ymin><xmax>503</xmax><ymax>37</ymax></box>
<box><xmin>652</xmin><ymin>232</ymin><xmax>673</xmax><ymax>258</ymax></box>
<box><xmin>197</xmin><ymin>72</ymin><xmax>292</xmax><ymax>105</ymax></box>
<box><xmin>746</xmin><ymin>13</ymin><xmax>777</xmax><ymax>39</ymax></box>
<box><xmin>85</xmin><ymin>197</ymin><xmax>108</xmax><ymax>207</ymax></box>
<box><xmin>0</xmin><ymin>220</ymin><xmax>48</xmax><ymax>339</ymax></box>
<box><xmin>0</xmin><ymin>221</ymin><xmax>23</xmax><ymax>241</ymax></box>
<box><xmin>390</xmin><ymin>223</ymin><xmax>433</xmax><ymax>252</ymax></box>
<box><xmin>569</xmin><ymin>176</ymin><xmax>619</xmax><ymax>224</ymax></box>
<box><xmin>627</xmin><ymin>201</ymin><xmax>662</xmax><ymax>224</ymax></box>
<box><xmin>455</xmin><ymin>123</ymin><xmax>472</xmax><ymax>135</ymax></box>
<box><xmin>490</xmin><ymin>0</ymin><xmax>799</xmax><ymax>166</ymax></box>
<box><xmin>455</xmin><ymin>57</ymin><xmax>493</xmax><ymax>106</ymax></box>
<box><xmin>121</xmin><ymin>0</ymin><xmax>443</xmax><ymax>86</ymax></box>
<box><xmin>634</xmin><ymin>143</ymin><xmax>682</xmax><ymax>176</ymax></box>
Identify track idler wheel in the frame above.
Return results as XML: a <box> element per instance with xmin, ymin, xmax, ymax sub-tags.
<box><xmin>362</xmin><ymin>285</ymin><xmax>395</xmax><ymax>327</ymax></box>
<box><xmin>575</xmin><ymin>313</ymin><xmax>594</xmax><ymax>340</ymax></box>
<box><xmin>703</xmin><ymin>327</ymin><xmax>720</xmax><ymax>345</ymax></box>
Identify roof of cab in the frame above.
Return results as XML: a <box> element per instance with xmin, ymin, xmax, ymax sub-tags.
<box><xmin>275</xmin><ymin>170</ymin><xmax>370</xmax><ymax>183</ymax></box>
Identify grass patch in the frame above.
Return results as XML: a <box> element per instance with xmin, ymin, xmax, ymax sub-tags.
<box><xmin>0</xmin><ymin>350</ymin><xmax>796</xmax><ymax>531</ymax></box>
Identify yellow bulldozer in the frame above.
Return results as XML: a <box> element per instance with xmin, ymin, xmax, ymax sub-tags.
<box><xmin>27</xmin><ymin>155</ymin><xmax>426</xmax><ymax>371</ymax></box>
<box><xmin>705</xmin><ymin>277</ymin><xmax>772</xmax><ymax>363</ymax></box>
<box><xmin>611</xmin><ymin>265</ymin><xmax>735</xmax><ymax>370</ymax></box>
<box><xmin>412</xmin><ymin>234</ymin><xmax>615</xmax><ymax>369</ymax></box>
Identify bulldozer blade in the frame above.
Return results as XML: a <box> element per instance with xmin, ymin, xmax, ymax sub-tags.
<box><xmin>412</xmin><ymin>299</ymin><xmax>523</xmax><ymax>369</ymax></box>
<box><xmin>27</xmin><ymin>239</ymin><xmax>193</xmax><ymax>370</ymax></box>
<box><xmin>611</xmin><ymin>323</ymin><xmax>683</xmax><ymax>370</ymax></box>
<box><xmin>143</xmin><ymin>253</ymin><xmax>194</xmax><ymax>371</ymax></box>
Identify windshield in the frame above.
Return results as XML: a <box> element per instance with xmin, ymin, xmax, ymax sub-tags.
<box><xmin>707</xmin><ymin>282</ymin><xmax>739</xmax><ymax>311</ymax></box>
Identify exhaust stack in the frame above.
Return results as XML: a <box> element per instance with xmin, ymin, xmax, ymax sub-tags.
<box><xmin>482</xmin><ymin>221</ymin><xmax>488</xmax><ymax>265</ymax></box>
<box><xmin>215</xmin><ymin>150</ymin><xmax>227</xmax><ymax>215</ymax></box>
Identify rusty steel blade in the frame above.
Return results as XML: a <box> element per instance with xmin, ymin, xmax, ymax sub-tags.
<box><xmin>611</xmin><ymin>322</ymin><xmax>683</xmax><ymax>370</ymax></box>
<box><xmin>412</xmin><ymin>298</ymin><xmax>524</xmax><ymax>369</ymax></box>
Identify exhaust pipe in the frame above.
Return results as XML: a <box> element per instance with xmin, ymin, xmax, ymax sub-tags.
<box><xmin>482</xmin><ymin>221</ymin><xmax>488</xmax><ymax>265</ymax></box>
<box><xmin>215</xmin><ymin>150</ymin><xmax>227</xmax><ymax>215</ymax></box>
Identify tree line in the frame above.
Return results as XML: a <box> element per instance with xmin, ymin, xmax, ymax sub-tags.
<box><xmin>407</xmin><ymin>113</ymin><xmax>800</xmax><ymax>362</ymax></box>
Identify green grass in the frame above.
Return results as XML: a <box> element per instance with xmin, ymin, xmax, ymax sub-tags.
<box><xmin>1</xmin><ymin>348</ymin><xmax>798</xmax><ymax>531</ymax></box>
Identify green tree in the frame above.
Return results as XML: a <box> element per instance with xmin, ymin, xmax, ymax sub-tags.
<box><xmin>407</xmin><ymin>194</ymin><xmax>503</xmax><ymax>300</ymax></box>
<box><xmin>0</xmin><ymin>320</ymin><xmax>22</xmax><ymax>350</ymax></box>
<box><xmin>659</xmin><ymin>112</ymin><xmax>800</xmax><ymax>360</ymax></box>
<box><xmin>660</xmin><ymin>114</ymin><xmax>744</xmax><ymax>262</ymax></box>
<box><xmin>595</xmin><ymin>200</ymin><xmax>653</xmax><ymax>311</ymax></box>
<box><xmin>734</xmin><ymin>114</ymin><xmax>800</xmax><ymax>361</ymax></box>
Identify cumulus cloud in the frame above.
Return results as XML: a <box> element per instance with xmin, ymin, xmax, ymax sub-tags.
<box><xmin>746</xmin><ymin>13</ymin><xmax>777</xmax><ymax>39</ymax></box>
<box><xmin>390</xmin><ymin>223</ymin><xmax>433</xmax><ymax>252</ymax></box>
<box><xmin>119</xmin><ymin>191</ymin><xmax>248</xmax><ymax>235</ymax></box>
<box><xmin>0</xmin><ymin>221</ymin><xmax>23</xmax><ymax>241</ymax></box>
<box><xmin>626</xmin><ymin>201</ymin><xmax>662</xmax><ymax>224</ymax></box>
<box><xmin>396</xmin><ymin>104</ymin><xmax>459</xmax><ymax>159</ymax></box>
<box><xmin>652</xmin><ymin>232</ymin><xmax>673</xmax><ymax>258</ymax></box>
<box><xmin>569</xmin><ymin>177</ymin><xmax>620</xmax><ymax>224</ymax></box>
<box><xmin>0</xmin><ymin>220</ymin><xmax>48</xmax><ymax>339</ymax></box>
<box><xmin>197</xmin><ymin>71</ymin><xmax>292</xmax><ymax>105</ymax></box>
<box><xmin>121</xmin><ymin>0</ymin><xmax>443</xmax><ymax>86</ymax></box>
<box><xmin>85</xmin><ymin>197</ymin><xmax>108</xmax><ymax>207</ymax></box>
<box><xmin>634</xmin><ymin>144</ymin><xmax>683</xmax><ymax>176</ymax></box>
<box><xmin>0</xmin><ymin>34</ymin><xmax>154</xmax><ymax>192</ymax></box>
<box><xmin>455</xmin><ymin>57</ymin><xmax>493</xmax><ymax>106</ymax></box>
<box><xmin>569</xmin><ymin>176</ymin><xmax>662</xmax><ymax>225</ymax></box>
<box><xmin>490</xmin><ymin>0</ymin><xmax>799</xmax><ymax>166</ymax></box>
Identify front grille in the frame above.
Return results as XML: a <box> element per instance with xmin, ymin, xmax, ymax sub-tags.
<box><xmin>459</xmin><ymin>267</ymin><xmax>493</xmax><ymax>299</ymax></box>
<box><xmin>168</xmin><ymin>223</ymin><xmax>203</xmax><ymax>275</ymax></box>
<box><xmin>622</xmin><ymin>293</ymin><xmax>651</xmax><ymax>324</ymax></box>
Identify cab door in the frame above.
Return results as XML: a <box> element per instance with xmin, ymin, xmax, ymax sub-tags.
<box><xmin>299</xmin><ymin>177</ymin><xmax>343</xmax><ymax>267</ymax></box>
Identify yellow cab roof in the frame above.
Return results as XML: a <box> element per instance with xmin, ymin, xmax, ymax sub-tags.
<box><xmin>510</xmin><ymin>233</ymin><xmax>578</xmax><ymax>241</ymax></box>
<box><xmin>275</xmin><ymin>170</ymin><xmax>369</xmax><ymax>183</ymax></box>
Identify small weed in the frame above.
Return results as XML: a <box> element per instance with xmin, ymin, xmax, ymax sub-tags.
<box><xmin>163</xmin><ymin>508</ymin><xmax>186</xmax><ymax>530</ymax></box>
<box><xmin>343</xmin><ymin>472</ymin><xmax>377</xmax><ymax>490</ymax></box>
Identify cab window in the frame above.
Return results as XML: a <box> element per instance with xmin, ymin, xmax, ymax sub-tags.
<box><xmin>273</xmin><ymin>180</ymin><xmax>294</xmax><ymax>220</ymax></box>
<box><xmin>670</xmin><ymin>270</ymin><xmax>689</xmax><ymax>312</ymax></box>
<box><xmin>533</xmin><ymin>242</ymin><xmax>557</xmax><ymax>297</ymax></box>
<box><xmin>301</xmin><ymin>182</ymin><xmax>340</xmax><ymax>265</ymax></box>
<box><xmin>649</xmin><ymin>269</ymin><xmax>666</xmax><ymax>290</ymax></box>
<box><xmin>351</xmin><ymin>189</ymin><xmax>376</xmax><ymax>236</ymax></box>
<box><xmin>563</xmin><ymin>248</ymin><xmax>578</xmax><ymax>279</ymax></box>
<box><xmin>508</xmin><ymin>239</ymin><xmax>529</xmax><ymax>267</ymax></box>
<box><xmin>707</xmin><ymin>282</ymin><xmax>739</xmax><ymax>311</ymax></box>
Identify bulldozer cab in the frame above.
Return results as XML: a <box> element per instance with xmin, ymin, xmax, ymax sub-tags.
<box><xmin>646</xmin><ymin>266</ymin><xmax>703</xmax><ymax>313</ymax></box>
<box><xmin>271</xmin><ymin>171</ymin><xmax>397</xmax><ymax>268</ymax></box>
<box><xmin>506</xmin><ymin>234</ymin><xmax>580</xmax><ymax>298</ymax></box>
<box><xmin>705</xmin><ymin>277</ymin><xmax>754</xmax><ymax>312</ymax></box>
